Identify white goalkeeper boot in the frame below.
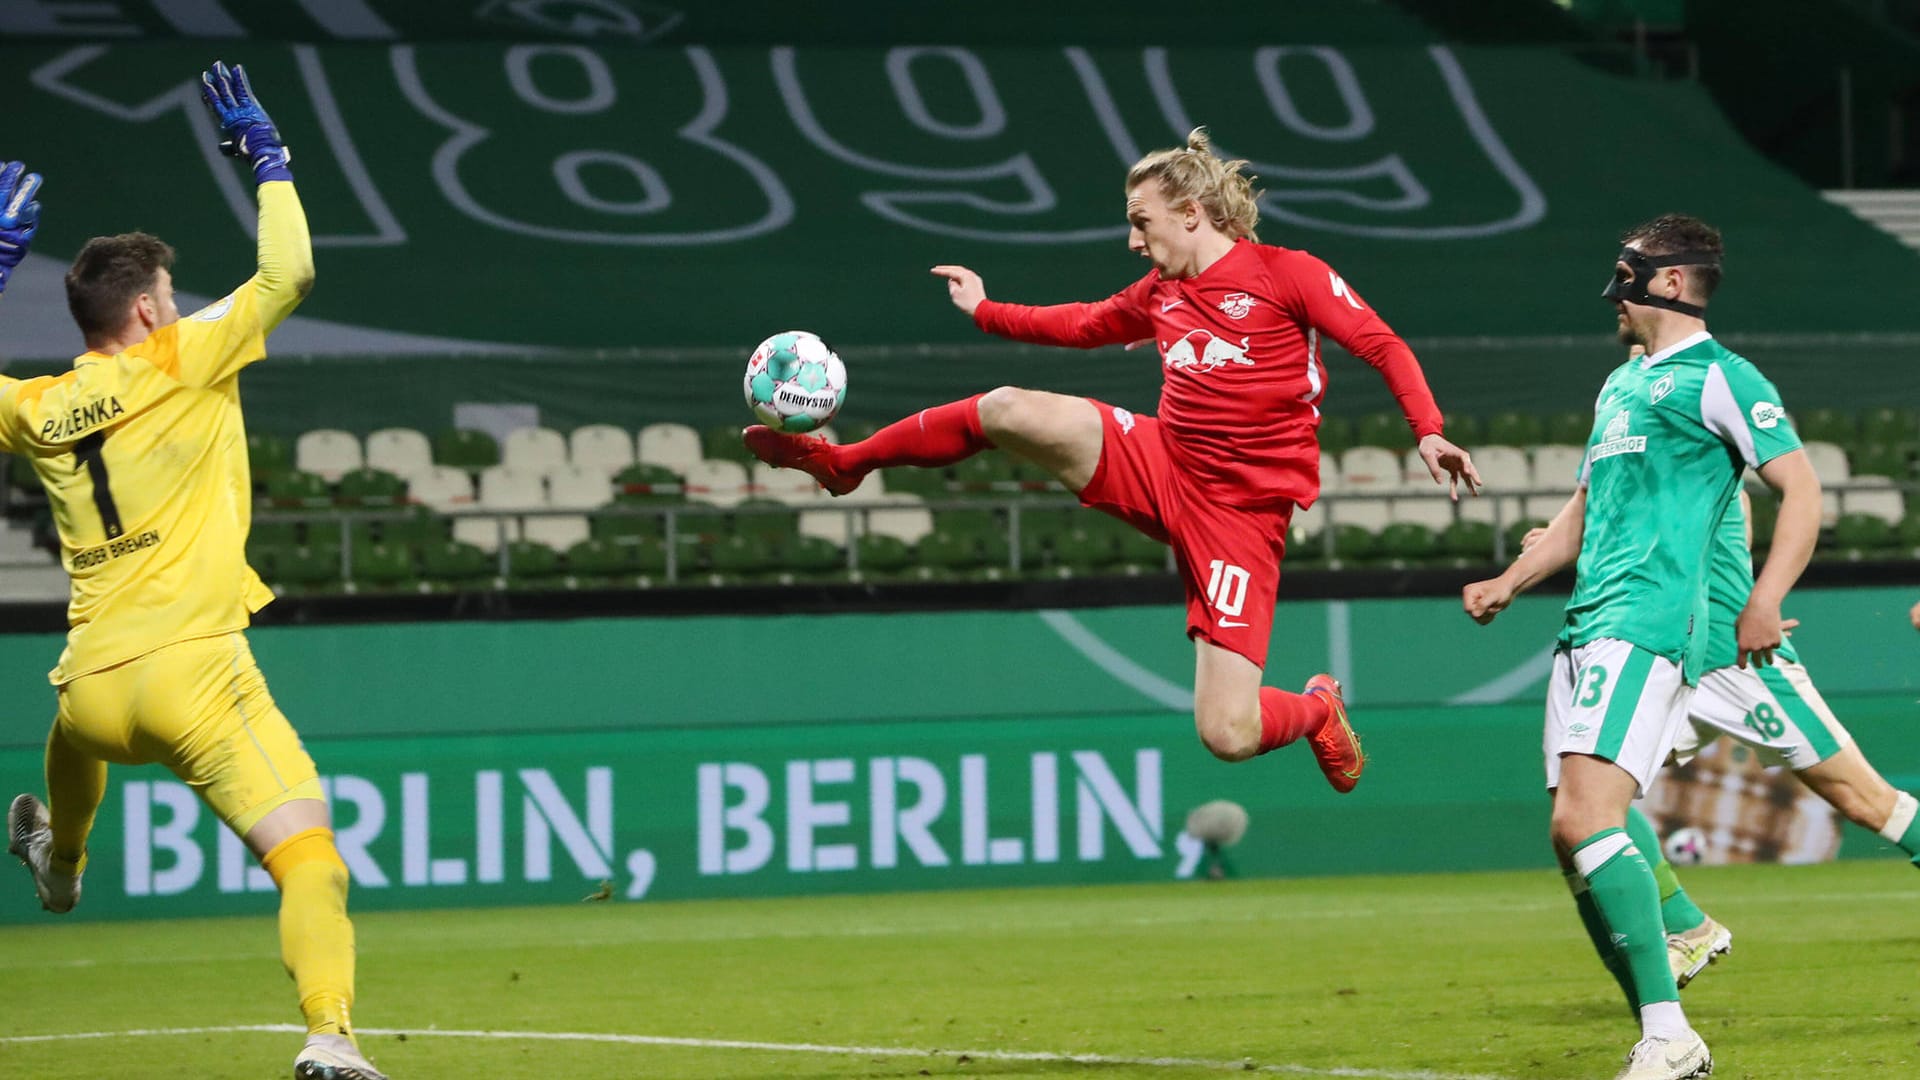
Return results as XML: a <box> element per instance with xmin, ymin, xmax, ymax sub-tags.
<box><xmin>294</xmin><ymin>1034</ymin><xmax>389</xmax><ymax>1080</ymax></box>
<box><xmin>7</xmin><ymin>794</ymin><xmax>81</xmax><ymax>913</ymax></box>
<box><xmin>1613</xmin><ymin>1030</ymin><xmax>1712</xmax><ymax>1080</ymax></box>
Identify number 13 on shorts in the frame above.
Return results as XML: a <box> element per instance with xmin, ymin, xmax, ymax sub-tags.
<box><xmin>1544</xmin><ymin>637</ymin><xmax>1691</xmax><ymax>794</ymax></box>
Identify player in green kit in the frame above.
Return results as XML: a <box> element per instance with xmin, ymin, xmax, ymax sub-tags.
<box><xmin>1463</xmin><ymin>215</ymin><xmax>1822</xmax><ymax>1080</ymax></box>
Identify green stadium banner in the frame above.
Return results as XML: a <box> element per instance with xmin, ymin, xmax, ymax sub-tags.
<box><xmin>2</xmin><ymin>588</ymin><xmax>1915</xmax><ymax>923</ymax></box>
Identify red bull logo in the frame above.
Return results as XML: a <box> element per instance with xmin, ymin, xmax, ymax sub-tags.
<box><xmin>1163</xmin><ymin>329</ymin><xmax>1254</xmax><ymax>372</ymax></box>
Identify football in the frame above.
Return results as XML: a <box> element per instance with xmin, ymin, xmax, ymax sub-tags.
<box><xmin>744</xmin><ymin>330</ymin><xmax>847</xmax><ymax>434</ymax></box>
<box><xmin>1664</xmin><ymin>825</ymin><xmax>1710</xmax><ymax>866</ymax></box>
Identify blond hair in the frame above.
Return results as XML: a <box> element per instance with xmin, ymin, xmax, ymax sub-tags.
<box><xmin>1125</xmin><ymin>127</ymin><xmax>1260</xmax><ymax>242</ymax></box>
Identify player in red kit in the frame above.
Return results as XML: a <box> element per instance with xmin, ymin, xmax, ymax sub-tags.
<box><xmin>745</xmin><ymin>128</ymin><xmax>1479</xmax><ymax>790</ymax></box>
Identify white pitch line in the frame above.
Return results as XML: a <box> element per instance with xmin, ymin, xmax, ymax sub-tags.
<box><xmin>0</xmin><ymin>1023</ymin><xmax>1509</xmax><ymax>1080</ymax></box>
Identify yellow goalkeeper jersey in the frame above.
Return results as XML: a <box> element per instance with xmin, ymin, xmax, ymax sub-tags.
<box><xmin>0</xmin><ymin>181</ymin><xmax>312</xmax><ymax>684</ymax></box>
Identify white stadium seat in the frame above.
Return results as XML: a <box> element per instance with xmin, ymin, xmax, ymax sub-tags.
<box><xmin>568</xmin><ymin>424</ymin><xmax>635</xmax><ymax>477</ymax></box>
<box><xmin>1390</xmin><ymin>495</ymin><xmax>1456</xmax><ymax>532</ymax></box>
<box><xmin>1842</xmin><ymin>483</ymin><xmax>1906</xmax><ymax>526</ymax></box>
<box><xmin>1522</xmin><ymin>494</ymin><xmax>1571</xmax><ymax>524</ymax></box>
<box><xmin>1529</xmin><ymin>445</ymin><xmax>1587</xmax><ymax>492</ymax></box>
<box><xmin>1328</xmin><ymin>497</ymin><xmax>1392</xmax><ymax>535</ymax></box>
<box><xmin>452</xmin><ymin>515</ymin><xmax>518</xmax><ymax>554</ymax></box>
<box><xmin>524</xmin><ymin>515</ymin><xmax>592</xmax><ymax>552</ymax></box>
<box><xmin>1290</xmin><ymin>499</ymin><xmax>1326</xmax><ymax>545</ymax></box>
<box><xmin>752</xmin><ymin>460</ymin><xmax>821</xmax><ymax>503</ymax></box>
<box><xmin>865</xmin><ymin>493</ymin><xmax>934</xmax><ymax>546</ymax></box>
<box><xmin>1470</xmin><ymin>445</ymin><xmax>1531</xmax><ymax>491</ymax></box>
<box><xmin>364</xmin><ymin>427</ymin><xmax>432</xmax><ymax>480</ymax></box>
<box><xmin>1803</xmin><ymin>441</ymin><xmax>1850</xmax><ymax>486</ymax></box>
<box><xmin>295</xmin><ymin>429</ymin><xmax>362</xmax><ymax>483</ymax></box>
<box><xmin>546</xmin><ymin>464</ymin><xmax>613</xmax><ymax>510</ymax></box>
<box><xmin>477</xmin><ymin>465</ymin><xmax>547</xmax><ymax>511</ymax></box>
<box><xmin>682</xmin><ymin>459</ymin><xmax>750</xmax><ymax>507</ymax></box>
<box><xmin>637</xmin><ymin>423</ymin><xmax>703</xmax><ymax>473</ymax></box>
<box><xmin>1339</xmin><ymin>446</ymin><xmax>1404</xmax><ymax>493</ymax></box>
<box><xmin>501</xmin><ymin>427</ymin><xmax>569</xmax><ymax>476</ymax></box>
<box><xmin>408</xmin><ymin>465</ymin><xmax>476</xmax><ymax>511</ymax></box>
<box><xmin>1318</xmin><ymin>451</ymin><xmax>1344</xmax><ymax>494</ymax></box>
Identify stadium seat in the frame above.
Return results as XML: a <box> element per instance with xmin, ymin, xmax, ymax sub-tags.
<box><xmin>1354</xmin><ymin>412</ymin><xmax>1406</xmax><ymax>449</ymax></box>
<box><xmin>1486</xmin><ymin>412</ymin><xmax>1545</xmax><ymax>447</ymax></box>
<box><xmin>953</xmin><ymin>454</ymin><xmax>1015</xmax><ymax>495</ymax></box>
<box><xmin>269</xmin><ymin>544</ymin><xmax>341</xmax><ymax>593</ymax></box>
<box><xmin>701</xmin><ymin>425</ymin><xmax>757</xmax><ymax>465</ymax></box>
<box><xmin>855</xmin><ymin>534</ymin><xmax>913</xmax><ymax>576</ymax></box>
<box><xmin>1523</xmin><ymin>494</ymin><xmax>1570</xmax><ymax>524</ymax></box>
<box><xmin>1327</xmin><ymin>496</ymin><xmax>1391</xmax><ymax>536</ymax></box>
<box><xmin>523</xmin><ymin>514</ymin><xmax>591</xmax><ymax>553</ymax></box>
<box><xmin>547</xmin><ymin>464</ymin><xmax>614</xmax><ymax>511</ymax></box>
<box><xmin>682</xmin><ymin>459</ymin><xmax>750</xmax><ymax>507</ymax></box>
<box><xmin>1544</xmin><ymin>411</ymin><xmax>1590</xmax><ymax>446</ymax></box>
<box><xmin>295</xmin><ymin>429</ymin><xmax>362</xmax><ymax>483</ymax></box>
<box><xmin>451</xmin><ymin>515</ymin><xmax>519</xmax><ymax>554</ymax></box>
<box><xmin>708</xmin><ymin>534</ymin><xmax>777</xmax><ymax>582</ymax></box>
<box><xmin>865</xmin><ymin>494</ymin><xmax>935</xmax><ymax>546</ymax></box>
<box><xmin>364</xmin><ymin>428</ymin><xmax>433</xmax><ymax>480</ymax></box>
<box><xmin>1319</xmin><ymin>451</ymin><xmax>1344</xmax><ymax>494</ymax></box>
<box><xmin>797</xmin><ymin>506</ymin><xmax>859</xmax><ymax>548</ymax></box>
<box><xmin>1290</xmin><ymin>500</ymin><xmax>1325</xmax><ymax>550</ymax></box>
<box><xmin>249</xmin><ymin>519</ymin><xmax>300</xmax><ymax>551</ymax></box>
<box><xmin>478</xmin><ymin>466</ymin><xmax>547</xmax><ymax>512</ymax></box>
<box><xmin>1849</xmin><ymin>443</ymin><xmax>1911</xmax><ymax>481</ymax></box>
<box><xmin>568</xmin><ymin>424</ymin><xmax>635</xmax><ymax>477</ymax></box>
<box><xmin>1802</xmin><ymin>441</ymin><xmax>1851</xmax><ymax>485</ymax></box>
<box><xmin>1790</xmin><ymin>407</ymin><xmax>1855</xmax><ymax>446</ymax></box>
<box><xmin>1469</xmin><ymin>445</ymin><xmax>1531</xmax><ymax>490</ymax></box>
<box><xmin>1112</xmin><ymin>529</ymin><xmax>1166</xmax><ymax>572</ymax></box>
<box><xmin>636</xmin><ymin>423</ymin><xmax>702</xmax><ymax>473</ymax></box>
<box><xmin>1529</xmin><ymin>445</ymin><xmax>1587</xmax><ymax>491</ymax></box>
<box><xmin>1338</xmin><ymin>447</ymin><xmax>1404</xmax><ymax>493</ymax></box>
<box><xmin>751</xmin><ymin>461</ymin><xmax>821</xmax><ymax>504</ymax></box>
<box><xmin>1389</xmin><ymin>495</ymin><xmax>1455</xmax><ymax>533</ymax></box>
<box><xmin>1049</xmin><ymin>528</ymin><xmax>1120</xmax><ymax>575</ymax></box>
<box><xmin>916</xmin><ymin>529</ymin><xmax>988</xmax><ymax>575</ymax></box>
<box><xmin>1503</xmin><ymin>519</ymin><xmax>1549</xmax><ymax>558</ymax></box>
<box><xmin>779</xmin><ymin>534</ymin><xmax>847</xmax><ymax>578</ymax></box>
<box><xmin>591</xmin><ymin>512</ymin><xmax>662</xmax><ymax>543</ymax></box>
<box><xmin>420</xmin><ymin>540</ymin><xmax>492</xmax><ymax>589</ymax></box>
<box><xmin>733</xmin><ymin>498</ymin><xmax>799</xmax><ymax>543</ymax></box>
<box><xmin>1831</xmin><ymin>513</ymin><xmax>1896</xmax><ymax>557</ymax></box>
<box><xmin>501</xmin><ymin>427</ymin><xmax>569</xmax><ymax>477</ymax></box>
<box><xmin>384</xmin><ymin>506</ymin><xmax>449</xmax><ymax>548</ymax></box>
<box><xmin>1316</xmin><ymin>415</ymin><xmax>1355</xmax><ymax>456</ymax></box>
<box><xmin>673</xmin><ymin>502</ymin><xmax>734</xmax><ymax>543</ymax></box>
<box><xmin>1376</xmin><ymin>523</ymin><xmax>1437</xmax><ymax>563</ymax></box>
<box><xmin>881</xmin><ymin>465</ymin><xmax>949</xmax><ymax>498</ymax></box>
<box><xmin>1328</xmin><ymin>524</ymin><xmax>1375</xmax><ymax>563</ymax></box>
<box><xmin>1440</xmin><ymin>520</ymin><xmax>1496</xmax><ymax>562</ymax></box>
<box><xmin>934</xmin><ymin>507</ymin><xmax>1005</xmax><ymax>538</ymax></box>
<box><xmin>565</xmin><ymin>537</ymin><xmax>636</xmax><ymax>585</ymax></box>
<box><xmin>432</xmin><ymin>428</ymin><xmax>501</xmax><ymax>471</ymax></box>
<box><xmin>247</xmin><ymin>432</ymin><xmax>293</xmax><ymax>486</ymax></box>
<box><xmin>336</xmin><ymin>467</ymin><xmax>407</xmax><ymax>508</ymax></box>
<box><xmin>1860</xmin><ymin>407</ymin><xmax>1920</xmax><ymax>446</ymax></box>
<box><xmin>613</xmin><ymin>463</ymin><xmax>684</xmax><ymax>503</ymax></box>
<box><xmin>1842</xmin><ymin>485</ymin><xmax>1906</xmax><ymax>526</ymax></box>
<box><xmin>348</xmin><ymin>542</ymin><xmax>416</xmax><ymax>593</ymax></box>
<box><xmin>1442</xmin><ymin>412</ymin><xmax>1485</xmax><ymax>448</ymax></box>
<box><xmin>267</xmin><ymin>470</ymin><xmax>331</xmax><ymax>510</ymax></box>
<box><xmin>1747</xmin><ymin>494</ymin><xmax>1778</xmax><ymax>550</ymax></box>
<box><xmin>407</xmin><ymin>465</ymin><xmax>476</xmax><ymax>512</ymax></box>
<box><xmin>504</xmin><ymin>540</ymin><xmax>564</xmax><ymax>584</ymax></box>
<box><xmin>1899</xmin><ymin>513</ymin><xmax>1920</xmax><ymax>553</ymax></box>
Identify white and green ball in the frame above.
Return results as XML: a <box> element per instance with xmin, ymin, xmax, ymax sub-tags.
<box><xmin>744</xmin><ymin>330</ymin><xmax>847</xmax><ymax>434</ymax></box>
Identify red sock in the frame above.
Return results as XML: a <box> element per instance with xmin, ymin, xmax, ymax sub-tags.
<box><xmin>836</xmin><ymin>395</ymin><xmax>993</xmax><ymax>473</ymax></box>
<box><xmin>1257</xmin><ymin>687</ymin><xmax>1331</xmax><ymax>755</ymax></box>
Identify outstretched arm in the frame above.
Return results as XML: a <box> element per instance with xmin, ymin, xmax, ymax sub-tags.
<box><xmin>202</xmin><ymin>60</ymin><xmax>313</xmax><ymax>333</ymax></box>
<box><xmin>934</xmin><ymin>264</ymin><xmax>1154</xmax><ymax>350</ymax></box>
<box><xmin>1463</xmin><ymin>488</ymin><xmax>1586</xmax><ymax>624</ymax></box>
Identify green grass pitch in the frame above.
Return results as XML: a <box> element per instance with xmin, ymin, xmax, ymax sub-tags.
<box><xmin>2</xmin><ymin>861</ymin><xmax>1916</xmax><ymax>1079</ymax></box>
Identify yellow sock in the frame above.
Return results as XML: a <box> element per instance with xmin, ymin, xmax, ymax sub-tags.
<box><xmin>44</xmin><ymin>726</ymin><xmax>104</xmax><ymax>873</ymax></box>
<box><xmin>261</xmin><ymin>827</ymin><xmax>357</xmax><ymax>1038</ymax></box>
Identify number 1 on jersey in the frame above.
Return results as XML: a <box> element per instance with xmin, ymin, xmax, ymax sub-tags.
<box><xmin>73</xmin><ymin>432</ymin><xmax>124</xmax><ymax>539</ymax></box>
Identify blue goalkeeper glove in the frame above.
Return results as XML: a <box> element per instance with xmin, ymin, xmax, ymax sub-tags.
<box><xmin>0</xmin><ymin>161</ymin><xmax>42</xmax><ymax>296</ymax></box>
<box><xmin>200</xmin><ymin>60</ymin><xmax>293</xmax><ymax>184</ymax></box>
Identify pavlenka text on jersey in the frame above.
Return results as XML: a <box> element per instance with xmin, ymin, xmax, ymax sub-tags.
<box><xmin>70</xmin><ymin>529</ymin><xmax>162</xmax><ymax>570</ymax></box>
<box><xmin>39</xmin><ymin>396</ymin><xmax>126</xmax><ymax>441</ymax></box>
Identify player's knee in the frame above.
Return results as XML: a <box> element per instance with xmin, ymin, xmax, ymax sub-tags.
<box><xmin>976</xmin><ymin>385</ymin><xmax>1036</xmax><ymax>443</ymax></box>
<box><xmin>1547</xmin><ymin>804</ymin><xmax>1603</xmax><ymax>853</ymax></box>
<box><xmin>1194</xmin><ymin>707</ymin><xmax>1259</xmax><ymax>762</ymax></box>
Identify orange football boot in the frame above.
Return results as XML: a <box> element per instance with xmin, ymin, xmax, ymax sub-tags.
<box><xmin>1304</xmin><ymin>674</ymin><xmax>1363</xmax><ymax>793</ymax></box>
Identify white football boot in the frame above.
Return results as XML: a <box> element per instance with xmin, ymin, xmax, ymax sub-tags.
<box><xmin>1668</xmin><ymin>916</ymin><xmax>1733</xmax><ymax>989</ymax></box>
<box><xmin>294</xmin><ymin>1034</ymin><xmax>389</xmax><ymax>1080</ymax></box>
<box><xmin>7</xmin><ymin>794</ymin><xmax>81</xmax><ymax>913</ymax></box>
<box><xmin>1613</xmin><ymin>1031</ymin><xmax>1713</xmax><ymax>1080</ymax></box>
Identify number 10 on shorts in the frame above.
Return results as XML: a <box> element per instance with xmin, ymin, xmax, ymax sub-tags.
<box><xmin>1205</xmin><ymin>560</ymin><xmax>1249</xmax><ymax>618</ymax></box>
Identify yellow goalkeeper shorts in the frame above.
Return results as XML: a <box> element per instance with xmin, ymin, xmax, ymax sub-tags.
<box><xmin>55</xmin><ymin>632</ymin><xmax>322</xmax><ymax>836</ymax></box>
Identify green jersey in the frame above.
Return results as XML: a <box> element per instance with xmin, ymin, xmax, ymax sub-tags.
<box><xmin>1703</xmin><ymin>497</ymin><xmax>1798</xmax><ymax>672</ymax></box>
<box><xmin>1558</xmin><ymin>333</ymin><xmax>1801</xmax><ymax>682</ymax></box>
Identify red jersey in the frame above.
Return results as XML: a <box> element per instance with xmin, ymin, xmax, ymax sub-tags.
<box><xmin>972</xmin><ymin>239</ymin><xmax>1444</xmax><ymax>509</ymax></box>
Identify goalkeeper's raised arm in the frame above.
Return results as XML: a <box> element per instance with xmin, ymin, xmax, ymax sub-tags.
<box><xmin>201</xmin><ymin>59</ymin><xmax>313</xmax><ymax>334</ymax></box>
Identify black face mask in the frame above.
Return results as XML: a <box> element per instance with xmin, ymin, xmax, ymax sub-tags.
<box><xmin>1601</xmin><ymin>247</ymin><xmax>1719</xmax><ymax>318</ymax></box>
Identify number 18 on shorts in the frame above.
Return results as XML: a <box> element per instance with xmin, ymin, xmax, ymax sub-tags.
<box><xmin>1544</xmin><ymin>637</ymin><xmax>1693</xmax><ymax>796</ymax></box>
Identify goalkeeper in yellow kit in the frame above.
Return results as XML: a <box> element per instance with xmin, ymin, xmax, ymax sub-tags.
<box><xmin>0</xmin><ymin>63</ymin><xmax>387</xmax><ymax>1080</ymax></box>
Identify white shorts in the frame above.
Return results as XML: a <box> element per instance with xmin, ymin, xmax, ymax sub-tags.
<box><xmin>1674</xmin><ymin>658</ymin><xmax>1852</xmax><ymax>770</ymax></box>
<box><xmin>1545</xmin><ymin>638</ymin><xmax>1692</xmax><ymax>797</ymax></box>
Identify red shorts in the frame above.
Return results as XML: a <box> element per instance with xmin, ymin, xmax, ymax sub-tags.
<box><xmin>1077</xmin><ymin>400</ymin><xmax>1293</xmax><ymax>668</ymax></box>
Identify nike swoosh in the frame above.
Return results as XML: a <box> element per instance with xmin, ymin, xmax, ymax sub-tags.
<box><xmin>1217</xmin><ymin>617</ymin><xmax>1247</xmax><ymax>628</ymax></box>
<box><xmin>1160</xmin><ymin>299</ymin><xmax>1185</xmax><ymax>313</ymax></box>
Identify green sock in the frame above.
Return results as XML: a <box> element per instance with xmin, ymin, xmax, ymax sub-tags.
<box><xmin>1625</xmin><ymin>806</ymin><xmax>1706</xmax><ymax>933</ymax></box>
<box><xmin>1573</xmin><ymin>828</ymin><xmax>1679</xmax><ymax>1007</ymax></box>
<box><xmin>1565</xmin><ymin>870</ymin><xmax>1637</xmax><ymax>1012</ymax></box>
